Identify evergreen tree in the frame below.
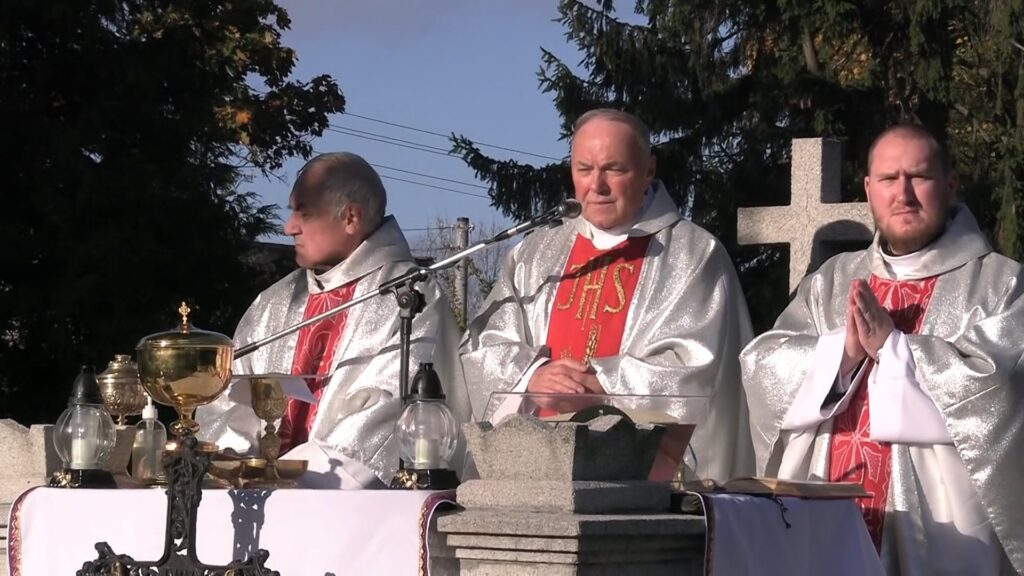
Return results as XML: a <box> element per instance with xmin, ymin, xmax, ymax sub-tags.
<box><xmin>453</xmin><ymin>0</ymin><xmax>1023</xmax><ymax>332</ymax></box>
<box><xmin>0</xmin><ymin>0</ymin><xmax>343</xmax><ymax>423</ymax></box>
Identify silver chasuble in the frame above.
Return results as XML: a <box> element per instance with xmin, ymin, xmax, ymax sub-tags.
<box><xmin>460</xmin><ymin>182</ymin><xmax>755</xmax><ymax>482</ymax></box>
<box><xmin>196</xmin><ymin>216</ymin><xmax>471</xmax><ymax>485</ymax></box>
<box><xmin>740</xmin><ymin>205</ymin><xmax>1024</xmax><ymax>575</ymax></box>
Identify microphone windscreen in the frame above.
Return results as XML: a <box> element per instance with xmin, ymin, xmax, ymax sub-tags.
<box><xmin>560</xmin><ymin>199</ymin><xmax>582</xmax><ymax>219</ymax></box>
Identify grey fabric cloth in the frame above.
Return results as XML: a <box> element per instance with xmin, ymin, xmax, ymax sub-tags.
<box><xmin>740</xmin><ymin>205</ymin><xmax>1024</xmax><ymax>575</ymax></box>
<box><xmin>460</xmin><ymin>183</ymin><xmax>755</xmax><ymax>482</ymax></box>
<box><xmin>196</xmin><ymin>216</ymin><xmax>472</xmax><ymax>483</ymax></box>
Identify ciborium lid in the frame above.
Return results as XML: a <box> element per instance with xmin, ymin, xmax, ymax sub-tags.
<box><xmin>135</xmin><ymin>302</ymin><xmax>233</xmax><ymax>349</ymax></box>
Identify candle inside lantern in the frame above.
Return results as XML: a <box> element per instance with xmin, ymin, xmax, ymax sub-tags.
<box><xmin>413</xmin><ymin>437</ymin><xmax>440</xmax><ymax>469</ymax></box>
<box><xmin>71</xmin><ymin>437</ymin><xmax>100</xmax><ymax>469</ymax></box>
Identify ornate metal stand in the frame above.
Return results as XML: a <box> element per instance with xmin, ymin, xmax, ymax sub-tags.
<box><xmin>77</xmin><ymin>429</ymin><xmax>279</xmax><ymax>575</ymax></box>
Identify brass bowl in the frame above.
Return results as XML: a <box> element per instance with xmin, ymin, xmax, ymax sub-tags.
<box><xmin>136</xmin><ymin>303</ymin><xmax>233</xmax><ymax>438</ymax></box>
<box><xmin>98</xmin><ymin>354</ymin><xmax>146</xmax><ymax>425</ymax></box>
<box><xmin>208</xmin><ymin>457</ymin><xmax>268</xmax><ymax>484</ymax></box>
<box><xmin>275</xmin><ymin>459</ymin><xmax>308</xmax><ymax>480</ymax></box>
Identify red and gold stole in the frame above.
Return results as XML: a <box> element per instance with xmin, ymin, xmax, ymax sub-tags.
<box><xmin>541</xmin><ymin>234</ymin><xmax>651</xmax><ymax>411</ymax></box>
<box><xmin>278</xmin><ymin>281</ymin><xmax>358</xmax><ymax>452</ymax></box>
<box><xmin>828</xmin><ymin>274</ymin><xmax>938</xmax><ymax>550</ymax></box>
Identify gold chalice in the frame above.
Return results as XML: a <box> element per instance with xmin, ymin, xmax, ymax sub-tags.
<box><xmin>136</xmin><ymin>303</ymin><xmax>233</xmax><ymax>447</ymax></box>
<box><xmin>246</xmin><ymin>376</ymin><xmax>306</xmax><ymax>487</ymax></box>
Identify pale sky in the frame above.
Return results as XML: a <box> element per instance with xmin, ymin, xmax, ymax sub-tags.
<box><xmin>250</xmin><ymin>1</ymin><xmax>582</xmax><ymax>246</ymax></box>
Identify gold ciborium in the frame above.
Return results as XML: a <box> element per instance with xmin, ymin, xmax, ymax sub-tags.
<box><xmin>97</xmin><ymin>354</ymin><xmax>146</xmax><ymax>425</ymax></box>
<box><xmin>136</xmin><ymin>303</ymin><xmax>233</xmax><ymax>444</ymax></box>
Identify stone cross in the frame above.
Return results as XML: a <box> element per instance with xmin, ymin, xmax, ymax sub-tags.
<box><xmin>738</xmin><ymin>138</ymin><xmax>874</xmax><ymax>293</ymax></box>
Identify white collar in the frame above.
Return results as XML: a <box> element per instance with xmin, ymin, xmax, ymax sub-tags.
<box><xmin>879</xmin><ymin>249</ymin><xmax>927</xmax><ymax>280</ymax></box>
<box><xmin>585</xmin><ymin>187</ymin><xmax>655</xmax><ymax>250</ymax></box>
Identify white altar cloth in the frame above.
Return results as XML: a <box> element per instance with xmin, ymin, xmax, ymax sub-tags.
<box><xmin>6</xmin><ymin>487</ymin><xmax>454</xmax><ymax>575</ymax></box>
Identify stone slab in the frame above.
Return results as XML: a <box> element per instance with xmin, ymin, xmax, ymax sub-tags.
<box><xmin>456</xmin><ymin>480</ymin><xmax>671</xmax><ymax>514</ymax></box>
<box><xmin>464</xmin><ymin>415</ymin><xmax>664</xmax><ymax>482</ymax></box>
<box><xmin>445</xmin><ymin>533</ymin><xmax>696</xmax><ymax>554</ymax></box>
<box><xmin>0</xmin><ymin>420</ymin><xmax>59</xmax><ymax>502</ymax></box>
<box><xmin>455</xmin><ymin>546</ymin><xmax>695</xmax><ymax>564</ymax></box>
<box><xmin>459</xmin><ymin>558</ymin><xmax>703</xmax><ymax>576</ymax></box>
<box><xmin>437</xmin><ymin>509</ymin><xmax>705</xmax><ymax>538</ymax></box>
<box><xmin>0</xmin><ymin>421</ymin><xmax>60</xmax><ymax>481</ymax></box>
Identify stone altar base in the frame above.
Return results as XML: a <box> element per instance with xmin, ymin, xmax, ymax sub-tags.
<box><xmin>439</xmin><ymin>415</ymin><xmax>706</xmax><ymax>575</ymax></box>
<box><xmin>439</xmin><ymin>508</ymin><xmax>704</xmax><ymax>575</ymax></box>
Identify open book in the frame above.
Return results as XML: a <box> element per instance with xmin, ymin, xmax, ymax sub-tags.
<box><xmin>683</xmin><ymin>477</ymin><xmax>869</xmax><ymax>499</ymax></box>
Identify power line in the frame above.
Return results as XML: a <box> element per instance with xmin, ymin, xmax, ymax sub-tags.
<box><xmin>333</xmin><ymin>125</ymin><xmax>454</xmax><ymax>154</ymax></box>
<box><xmin>326</xmin><ymin>126</ymin><xmax>455</xmax><ymax>157</ymax></box>
<box><xmin>344</xmin><ymin>111</ymin><xmax>564</xmax><ymax>162</ymax></box>
<box><xmin>308</xmin><ymin>148</ymin><xmax>491</xmax><ymax>199</ymax></box>
<box><xmin>378</xmin><ymin>174</ymin><xmax>491</xmax><ymax>199</ymax></box>
<box><xmin>371</xmin><ymin>163</ymin><xmax>490</xmax><ymax>190</ymax></box>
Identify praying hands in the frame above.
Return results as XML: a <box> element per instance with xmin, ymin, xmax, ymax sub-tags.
<box><xmin>841</xmin><ymin>279</ymin><xmax>895</xmax><ymax>374</ymax></box>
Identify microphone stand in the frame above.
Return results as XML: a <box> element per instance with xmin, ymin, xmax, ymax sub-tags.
<box><xmin>234</xmin><ymin>200</ymin><xmax>580</xmax><ymax>405</ymax></box>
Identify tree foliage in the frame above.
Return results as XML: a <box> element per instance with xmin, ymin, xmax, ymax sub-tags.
<box><xmin>0</xmin><ymin>0</ymin><xmax>343</xmax><ymax>423</ymax></box>
<box><xmin>453</xmin><ymin>0</ymin><xmax>1024</xmax><ymax>333</ymax></box>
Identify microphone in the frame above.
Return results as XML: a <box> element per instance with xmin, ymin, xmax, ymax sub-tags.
<box><xmin>559</xmin><ymin>198</ymin><xmax>583</xmax><ymax>219</ymax></box>
<box><xmin>492</xmin><ymin>199</ymin><xmax>582</xmax><ymax>242</ymax></box>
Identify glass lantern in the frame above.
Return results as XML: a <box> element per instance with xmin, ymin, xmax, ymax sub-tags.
<box><xmin>395</xmin><ymin>399</ymin><xmax>459</xmax><ymax>470</ymax></box>
<box><xmin>50</xmin><ymin>366</ymin><xmax>118</xmax><ymax>488</ymax></box>
<box><xmin>391</xmin><ymin>363</ymin><xmax>460</xmax><ymax>489</ymax></box>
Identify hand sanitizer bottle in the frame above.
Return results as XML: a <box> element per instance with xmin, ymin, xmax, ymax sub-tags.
<box><xmin>131</xmin><ymin>395</ymin><xmax>167</xmax><ymax>482</ymax></box>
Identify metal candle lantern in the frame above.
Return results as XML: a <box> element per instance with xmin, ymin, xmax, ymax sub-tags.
<box><xmin>50</xmin><ymin>366</ymin><xmax>118</xmax><ymax>488</ymax></box>
<box><xmin>391</xmin><ymin>363</ymin><xmax>460</xmax><ymax>490</ymax></box>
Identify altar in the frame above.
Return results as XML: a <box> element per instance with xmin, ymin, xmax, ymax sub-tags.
<box><xmin>5</xmin><ymin>485</ymin><xmax>883</xmax><ymax>576</ymax></box>
<box><xmin>6</xmin><ymin>487</ymin><xmax>456</xmax><ymax>575</ymax></box>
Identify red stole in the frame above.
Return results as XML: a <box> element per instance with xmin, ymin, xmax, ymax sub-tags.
<box><xmin>539</xmin><ymin>234</ymin><xmax>650</xmax><ymax>415</ymax></box>
<box><xmin>828</xmin><ymin>274</ymin><xmax>938</xmax><ymax>550</ymax></box>
<box><xmin>278</xmin><ymin>281</ymin><xmax>358</xmax><ymax>452</ymax></box>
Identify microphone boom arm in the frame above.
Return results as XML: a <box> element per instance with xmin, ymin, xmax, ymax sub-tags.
<box><xmin>234</xmin><ymin>199</ymin><xmax>580</xmax><ymax>360</ymax></box>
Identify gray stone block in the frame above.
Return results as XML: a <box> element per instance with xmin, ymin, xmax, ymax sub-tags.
<box><xmin>438</xmin><ymin>509</ymin><xmax>706</xmax><ymax>538</ymax></box>
<box><xmin>455</xmin><ymin>546</ymin><xmax>694</xmax><ymax>564</ymax></box>
<box><xmin>0</xmin><ymin>420</ymin><xmax>60</xmax><ymax>503</ymax></box>
<box><xmin>459</xmin><ymin>558</ymin><xmax>703</xmax><ymax>576</ymax></box>
<box><xmin>445</xmin><ymin>533</ymin><xmax>699</xmax><ymax>554</ymax></box>
<box><xmin>107</xmin><ymin>426</ymin><xmax>138</xmax><ymax>477</ymax></box>
<box><xmin>463</xmin><ymin>414</ymin><xmax>664</xmax><ymax>482</ymax></box>
<box><xmin>456</xmin><ymin>480</ymin><xmax>671</xmax><ymax>514</ymax></box>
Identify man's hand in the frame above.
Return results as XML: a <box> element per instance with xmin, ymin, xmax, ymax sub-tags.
<box><xmin>841</xmin><ymin>282</ymin><xmax>867</xmax><ymax>375</ymax></box>
<box><xmin>851</xmin><ymin>279</ymin><xmax>894</xmax><ymax>360</ymax></box>
<box><xmin>527</xmin><ymin>358</ymin><xmax>604</xmax><ymax>395</ymax></box>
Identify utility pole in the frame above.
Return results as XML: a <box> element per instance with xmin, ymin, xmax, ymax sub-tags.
<box><xmin>454</xmin><ymin>217</ymin><xmax>470</xmax><ymax>325</ymax></box>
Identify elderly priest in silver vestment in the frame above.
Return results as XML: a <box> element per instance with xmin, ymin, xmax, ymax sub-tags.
<box><xmin>740</xmin><ymin>124</ymin><xmax>1024</xmax><ymax>575</ymax></box>
<box><xmin>197</xmin><ymin>152</ymin><xmax>470</xmax><ymax>487</ymax></box>
<box><xmin>459</xmin><ymin>109</ymin><xmax>755</xmax><ymax>482</ymax></box>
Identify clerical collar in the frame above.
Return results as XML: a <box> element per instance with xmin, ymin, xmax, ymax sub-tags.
<box><xmin>585</xmin><ymin>187</ymin><xmax>655</xmax><ymax>250</ymax></box>
<box><xmin>879</xmin><ymin>249</ymin><xmax>927</xmax><ymax>280</ymax></box>
<box><xmin>311</xmin><ymin>259</ymin><xmax>350</xmax><ymax>292</ymax></box>
<box><xmin>878</xmin><ymin>222</ymin><xmax>951</xmax><ymax>280</ymax></box>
